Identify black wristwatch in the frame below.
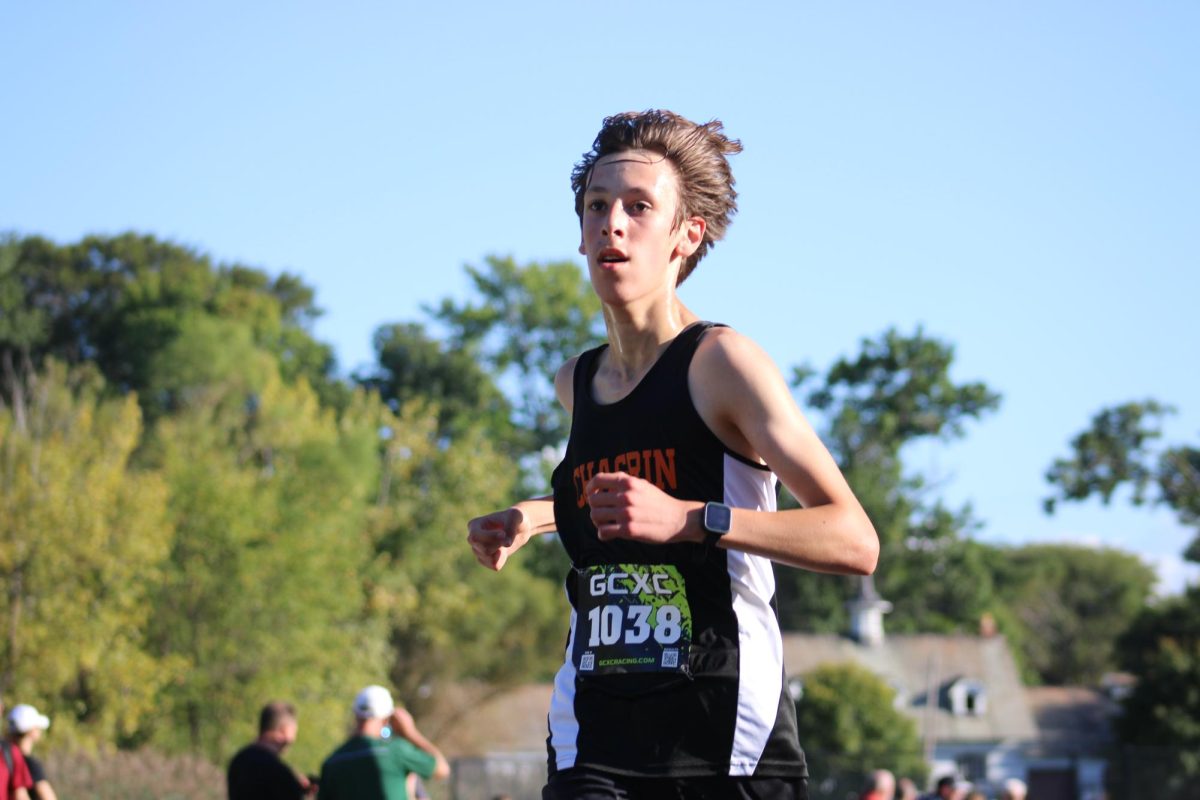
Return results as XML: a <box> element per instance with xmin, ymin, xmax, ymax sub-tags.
<box><xmin>702</xmin><ymin>501</ymin><xmax>733</xmax><ymax>546</ymax></box>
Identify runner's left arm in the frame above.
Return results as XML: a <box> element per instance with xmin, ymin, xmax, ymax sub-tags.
<box><xmin>585</xmin><ymin>328</ymin><xmax>878</xmax><ymax>574</ymax></box>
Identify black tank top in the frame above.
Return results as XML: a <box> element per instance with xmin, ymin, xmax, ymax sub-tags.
<box><xmin>546</xmin><ymin>322</ymin><xmax>807</xmax><ymax>778</ymax></box>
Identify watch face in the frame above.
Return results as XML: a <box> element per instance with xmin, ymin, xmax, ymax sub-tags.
<box><xmin>705</xmin><ymin>502</ymin><xmax>732</xmax><ymax>535</ymax></box>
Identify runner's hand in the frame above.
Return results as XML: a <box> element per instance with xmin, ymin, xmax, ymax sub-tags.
<box><xmin>586</xmin><ymin>472</ymin><xmax>701</xmax><ymax>544</ymax></box>
<box><xmin>467</xmin><ymin>507</ymin><xmax>531</xmax><ymax>571</ymax></box>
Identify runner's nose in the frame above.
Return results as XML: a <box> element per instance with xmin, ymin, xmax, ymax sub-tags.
<box><xmin>603</xmin><ymin>203</ymin><xmax>628</xmax><ymax>238</ymax></box>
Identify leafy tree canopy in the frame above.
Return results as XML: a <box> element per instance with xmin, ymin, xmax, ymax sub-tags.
<box><xmin>0</xmin><ymin>232</ymin><xmax>345</xmax><ymax>414</ymax></box>
<box><xmin>781</xmin><ymin>328</ymin><xmax>1001</xmax><ymax>634</ymax></box>
<box><xmin>0</xmin><ymin>360</ymin><xmax>177</xmax><ymax>745</ymax></box>
<box><xmin>425</xmin><ymin>255</ymin><xmax>604</xmax><ymax>455</ymax></box>
<box><xmin>1109</xmin><ymin>586</ymin><xmax>1200</xmax><ymax>798</ymax></box>
<box><xmin>990</xmin><ymin>543</ymin><xmax>1156</xmax><ymax>685</ymax></box>
<box><xmin>794</xmin><ymin>662</ymin><xmax>928</xmax><ymax>790</ymax></box>
<box><xmin>1046</xmin><ymin>400</ymin><xmax>1200</xmax><ymax>562</ymax></box>
<box><xmin>357</xmin><ymin>321</ymin><xmax>514</xmax><ymax>446</ymax></box>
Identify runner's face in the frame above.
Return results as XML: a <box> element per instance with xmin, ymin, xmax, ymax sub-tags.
<box><xmin>579</xmin><ymin>150</ymin><xmax>697</xmax><ymax>305</ymax></box>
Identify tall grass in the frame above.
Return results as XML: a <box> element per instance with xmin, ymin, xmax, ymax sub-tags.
<box><xmin>41</xmin><ymin>749</ymin><xmax>223</xmax><ymax>800</ymax></box>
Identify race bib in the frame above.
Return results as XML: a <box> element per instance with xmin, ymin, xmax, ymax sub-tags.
<box><xmin>573</xmin><ymin>564</ymin><xmax>693</xmax><ymax>676</ymax></box>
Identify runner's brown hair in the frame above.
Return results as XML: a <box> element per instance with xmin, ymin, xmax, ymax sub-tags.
<box><xmin>572</xmin><ymin>110</ymin><xmax>742</xmax><ymax>284</ymax></box>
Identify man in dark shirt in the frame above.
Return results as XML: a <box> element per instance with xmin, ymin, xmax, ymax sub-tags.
<box><xmin>227</xmin><ymin>701</ymin><xmax>312</xmax><ymax>800</ymax></box>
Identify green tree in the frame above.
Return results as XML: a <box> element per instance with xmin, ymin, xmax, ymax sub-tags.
<box><xmin>426</xmin><ymin>255</ymin><xmax>604</xmax><ymax>455</ymax></box>
<box><xmin>365</xmin><ymin>399</ymin><xmax>565</xmax><ymax>731</ymax></box>
<box><xmin>782</xmin><ymin>329</ymin><xmax>1001</xmax><ymax>633</ymax></box>
<box><xmin>1045</xmin><ymin>399</ymin><xmax>1200</xmax><ymax>561</ymax></box>
<box><xmin>989</xmin><ymin>544</ymin><xmax>1156</xmax><ymax>684</ymax></box>
<box><xmin>794</xmin><ymin>662</ymin><xmax>927</xmax><ymax>792</ymax></box>
<box><xmin>1107</xmin><ymin>586</ymin><xmax>1200</xmax><ymax>798</ymax></box>
<box><xmin>0</xmin><ymin>360</ymin><xmax>178</xmax><ymax>746</ymax></box>
<box><xmin>3</xmin><ymin>231</ymin><xmax>580</xmax><ymax>769</ymax></box>
<box><xmin>138</xmin><ymin>369</ymin><xmax>385</xmax><ymax>770</ymax></box>
<box><xmin>2</xmin><ymin>232</ymin><xmax>347</xmax><ymax>415</ymax></box>
<box><xmin>1048</xmin><ymin>401</ymin><xmax>1200</xmax><ymax>794</ymax></box>
<box><xmin>407</xmin><ymin>255</ymin><xmax>603</xmax><ymax>580</ymax></box>
<box><xmin>357</xmin><ymin>321</ymin><xmax>514</xmax><ymax>445</ymax></box>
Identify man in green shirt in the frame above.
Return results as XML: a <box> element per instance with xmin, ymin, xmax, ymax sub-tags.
<box><xmin>317</xmin><ymin>685</ymin><xmax>449</xmax><ymax>800</ymax></box>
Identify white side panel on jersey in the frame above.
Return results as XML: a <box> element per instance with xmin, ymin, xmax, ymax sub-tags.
<box><xmin>723</xmin><ymin>454</ymin><xmax>784</xmax><ymax>776</ymax></box>
<box><xmin>547</xmin><ymin>606</ymin><xmax>581</xmax><ymax>771</ymax></box>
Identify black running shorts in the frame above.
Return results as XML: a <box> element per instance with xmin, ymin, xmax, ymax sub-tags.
<box><xmin>543</xmin><ymin>767</ymin><xmax>809</xmax><ymax>800</ymax></box>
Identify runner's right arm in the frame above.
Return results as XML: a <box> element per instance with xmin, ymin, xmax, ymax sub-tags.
<box><xmin>467</xmin><ymin>357</ymin><xmax>578</xmax><ymax>571</ymax></box>
<box><xmin>467</xmin><ymin>498</ymin><xmax>556</xmax><ymax>571</ymax></box>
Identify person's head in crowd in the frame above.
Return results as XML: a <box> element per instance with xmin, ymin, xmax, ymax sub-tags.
<box><xmin>934</xmin><ymin>775</ymin><xmax>958</xmax><ymax>799</ymax></box>
<box><xmin>7</xmin><ymin>703</ymin><xmax>50</xmax><ymax>749</ymax></box>
<box><xmin>1000</xmin><ymin>777</ymin><xmax>1028</xmax><ymax>800</ymax></box>
<box><xmin>257</xmin><ymin>700</ymin><xmax>299</xmax><ymax>754</ymax></box>
<box><xmin>352</xmin><ymin>684</ymin><xmax>396</xmax><ymax>737</ymax></box>
<box><xmin>861</xmin><ymin>768</ymin><xmax>896</xmax><ymax>800</ymax></box>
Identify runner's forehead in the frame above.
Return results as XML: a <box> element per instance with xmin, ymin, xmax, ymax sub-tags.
<box><xmin>594</xmin><ymin>149</ymin><xmax>663</xmax><ymax>169</ymax></box>
<box><xmin>586</xmin><ymin>150</ymin><xmax>676</xmax><ymax>194</ymax></box>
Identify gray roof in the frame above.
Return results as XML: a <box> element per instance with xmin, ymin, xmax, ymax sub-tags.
<box><xmin>1023</xmin><ymin>686</ymin><xmax>1120</xmax><ymax>757</ymax></box>
<box><xmin>782</xmin><ymin>633</ymin><xmax>1039</xmax><ymax>744</ymax></box>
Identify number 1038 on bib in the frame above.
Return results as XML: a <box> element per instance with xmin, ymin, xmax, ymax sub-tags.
<box><xmin>585</xmin><ymin>604</ymin><xmax>683</xmax><ymax>646</ymax></box>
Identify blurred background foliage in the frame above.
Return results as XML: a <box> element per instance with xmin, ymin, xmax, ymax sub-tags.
<box><xmin>1</xmin><ymin>232</ymin><xmax>1197</xmax><ymax>782</ymax></box>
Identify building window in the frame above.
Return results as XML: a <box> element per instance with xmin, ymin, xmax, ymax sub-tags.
<box><xmin>949</xmin><ymin>678</ymin><xmax>988</xmax><ymax>717</ymax></box>
<box><xmin>957</xmin><ymin>753</ymin><xmax>986</xmax><ymax>781</ymax></box>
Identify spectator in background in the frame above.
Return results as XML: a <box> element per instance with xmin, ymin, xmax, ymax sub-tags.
<box><xmin>5</xmin><ymin>706</ymin><xmax>53</xmax><ymax>800</ymax></box>
<box><xmin>861</xmin><ymin>769</ymin><xmax>896</xmax><ymax>800</ymax></box>
<box><xmin>227</xmin><ymin>701</ymin><xmax>313</xmax><ymax>800</ymax></box>
<box><xmin>921</xmin><ymin>775</ymin><xmax>959</xmax><ymax>800</ymax></box>
<box><xmin>1000</xmin><ymin>777</ymin><xmax>1028</xmax><ymax>800</ymax></box>
<box><xmin>897</xmin><ymin>777</ymin><xmax>920</xmax><ymax>800</ymax></box>
<box><xmin>0</xmin><ymin>695</ymin><xmax>32</xmax><ymax>800</ymax></box>
<box><xmin>317</xmin><ymin>685</ymin><xmax>448</xmax><ymax>800</ymax></box>
<box><xmin>963</xmin><ymin>791</ymin><xmax>987</xmax><ymax>800</ymax></box>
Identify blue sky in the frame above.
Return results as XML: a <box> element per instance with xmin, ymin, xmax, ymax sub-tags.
<box><xmin>3</xmin><ymin>2</ymin><xmax>1197</xmax><ymax>592</ymax></box>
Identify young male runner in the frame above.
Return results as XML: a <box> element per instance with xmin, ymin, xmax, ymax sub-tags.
<box><xmin>468</xmin><ymin>109</ymin><xmax>879</xmax><ymax>800</ymax></box>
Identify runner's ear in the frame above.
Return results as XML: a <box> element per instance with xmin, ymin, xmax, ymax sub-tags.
<box><xmin>673</xmin><ymin>216</ymin><xmax>705</xmax><ymax>260</ymax></box>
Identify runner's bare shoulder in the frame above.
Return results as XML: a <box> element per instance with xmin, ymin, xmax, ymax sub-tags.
<box><xmin>555</xmin><ymin>355</ymin><xmax>581</xmax><ymax>414</ymax></box>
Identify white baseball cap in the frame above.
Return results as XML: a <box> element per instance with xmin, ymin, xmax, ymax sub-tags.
<box><xmin>8</xmin><ymin>705</ymin><xmax>50</xmax><ymax>734</ymax></box>
<box><xmin>353</xmin><ymin>685</ymin><xmax>394</xmax><ymax>720</ymax></box>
